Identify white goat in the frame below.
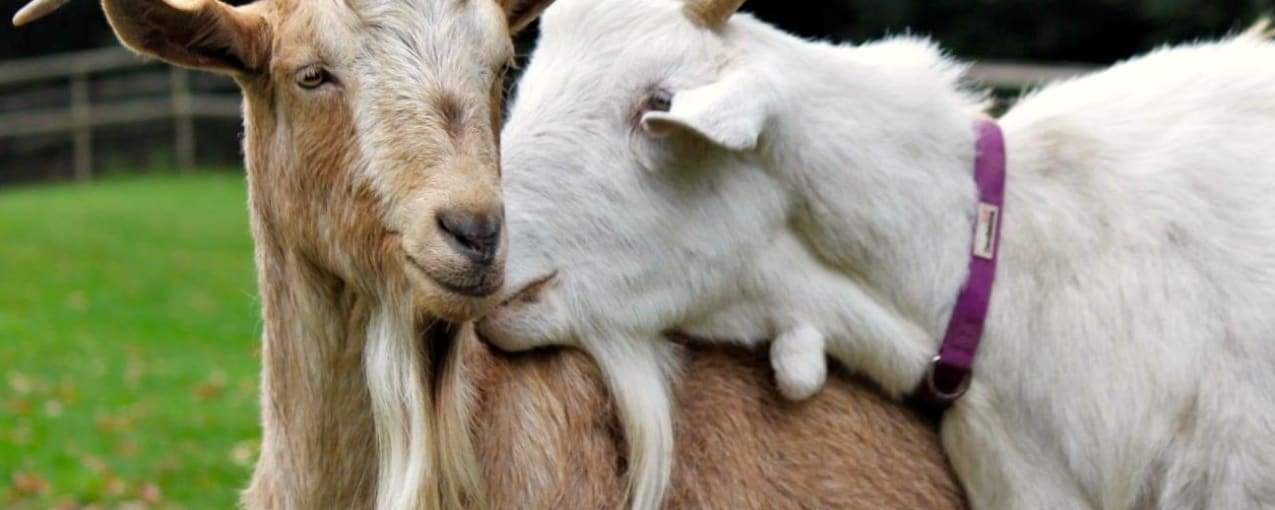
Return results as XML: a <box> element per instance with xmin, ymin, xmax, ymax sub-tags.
<box><xmin>479</xmin><ymin>0</ymin><xmax>1275</xmax><ymax>507</ymax></box>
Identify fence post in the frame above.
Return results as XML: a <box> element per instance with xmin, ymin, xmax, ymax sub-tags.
<box><xmin>69</xmin><ymin>72</ymin><xmax>92</xmax><ymax>182</ymax></box>
<box><xmin>171</xmin><ymin>67</ymin><xmax>195</xmax><ymax>173</ymax></box>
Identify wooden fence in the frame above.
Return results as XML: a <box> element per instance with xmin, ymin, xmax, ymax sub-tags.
<box><xmin>0</xmin><ymin>47</ymin><xmax>1095</xmax><ymax>183</ymax></box>
<box><xmin>0</xmin><ymin>47</ymin><xmax>240</xmax><ymax>182</ymax></box>
<box><xmin>966</xmin><ymin>61</ymin><xmax>1093</xmax><ymax>90</ymax></box>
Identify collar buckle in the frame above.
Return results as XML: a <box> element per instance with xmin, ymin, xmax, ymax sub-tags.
<box><xmin>923</xmin><ymin>355</ymin><xmax>971</xmax><ymax>403</ymax></box>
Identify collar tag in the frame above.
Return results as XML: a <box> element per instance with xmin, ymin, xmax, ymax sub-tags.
<box><xmin>972</xmin><ymin>202</ymin><xmax>1000</xmax><ymax>260</ymax></box>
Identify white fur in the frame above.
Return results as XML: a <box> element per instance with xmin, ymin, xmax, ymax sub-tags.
<box><xmin>364</xmin><ymin>299</ymin><xmax>434</xmax><ymax>510</ymax></box>
<box><xmin>485</xmin><ymin>0</ymin><xmax>1275</xmax><ymax>508</ymax></box>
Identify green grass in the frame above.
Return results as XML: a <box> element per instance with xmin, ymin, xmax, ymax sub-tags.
<box><xmin>0</xmin><ymin>174</ymin><xmax>261</xmax><ymax>509</ymax></box>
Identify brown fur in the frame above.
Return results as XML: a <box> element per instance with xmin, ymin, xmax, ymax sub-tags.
<box><xmin>15</xmin><ymin>0</ymin><xmax>966</xmax><ymax>507</ymax></box>
<box><xmin>466</xmin><ymin>333</ymin><xmax>966</xmax><ymax>509</ymax></box>
<box><xmin>238</xmin><ymin>16</ymin><xmax>387</xmax><ymax>507</ymax></box>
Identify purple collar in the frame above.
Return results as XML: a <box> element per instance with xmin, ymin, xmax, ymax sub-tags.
<box><xmin>913</xmin><ymin>119</ymin><xmax>1006</xmax><ymax>411</ymax></box>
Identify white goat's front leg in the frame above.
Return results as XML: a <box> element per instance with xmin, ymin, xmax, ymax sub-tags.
<box><xmin>584</xmin><ymin>336</ymin><xmax>678</xmax><ymax>510</ymax></box>
<box><xmin>770</xmin><ymin>323</ymin><xmax>828</xmax><ymax>401</ymax></box>
<box><xmin>941</xmin><ymin>398</ymin><xmax>1091</xmax><ymax>510</ymax></box>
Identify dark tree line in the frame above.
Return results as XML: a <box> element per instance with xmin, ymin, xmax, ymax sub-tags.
<box><xmin>2</xmin><ymin>0</ymin><xmax>1270</xmax><ymax>63</ymax></box>
<box><xmin>749</xmin><ymin>0</ymin><xmax>1271</xmax><ymax>62</ymax></box>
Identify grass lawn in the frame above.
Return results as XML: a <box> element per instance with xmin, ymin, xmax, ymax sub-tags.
<box><xmin>0</xmin><ymin>174</ymin><xmax>261</xmax><ymax>509</ymax></box>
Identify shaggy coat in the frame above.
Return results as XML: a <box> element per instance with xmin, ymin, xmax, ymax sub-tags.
<box><xmin>14</xmin><ymin>0</ymin><xmax>964</xmax><ymax>508</ymax></box>
<box><xmin>465</xmin><ymin>334</ymin><xmax>963</xmax><ymax>509</ymax></box>
<box><xmin>481</xmin><ymin>0</ymin><xmax>1275</xmax><ymax>507</ymax></box>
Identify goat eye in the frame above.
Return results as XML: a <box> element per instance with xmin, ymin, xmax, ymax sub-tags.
<box><xmin>296</xmin><ymin>65</ymin><xmax>330</xmax><ymax>89</ymax></box>
<box><xmin>647</xmin><ymin>89</ymin><xmax>673</xmax><ymax>113</ymax></box>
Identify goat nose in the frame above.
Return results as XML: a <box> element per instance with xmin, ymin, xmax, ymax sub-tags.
<box><xmin>437</xmin><ymin>209</ymin><xmax>502</xmax><ymax>265</ymax></box>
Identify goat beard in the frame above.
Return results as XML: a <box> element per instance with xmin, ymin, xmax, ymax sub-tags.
<box><xmin>363</xmin><ymin>296</ymin><xmax>485</xmax><ymax>510</ymax></box>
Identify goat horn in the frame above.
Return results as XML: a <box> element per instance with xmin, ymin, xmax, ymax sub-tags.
<box><xmin>12</xmin><ymin>0</ymin><xmax>73</xmax><ymax>26</ymax></box>
<box><xmin>1244</xmin><ymin>18</ymin><xmax>1275</xmax><ymax>39</ymax></box>
<box><xmin>684</xmin><ymin>0</ymin><xmax>745</xmax><ymax>30</ymax></box>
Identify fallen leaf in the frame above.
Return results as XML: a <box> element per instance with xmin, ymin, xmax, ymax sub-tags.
<box><xmin>51</xmin><ymin>497</ymin><xmax>78</xmax><ymax>510</ymax></box>
<box><xmin>104</xmin><ymin>475</ymin><xmax>127</xmax><ymax>497</ymax></box>
<box><xmin>82</xmin><ymin>455</ymin><xmax>108</xmax><ymax>474</ymax></box>
<box><xmin>6</xmin><ymin>372</ymin><xmax>32</xmax><ymax>395</ymax></box>
<box><xmin>194</xmin><ymin>371</ymin><xmax>228</xmax><ymax>401</ymax></box>
<box><xmin>7</xmin><ymin>397</ymin><xmax>33</xmax><ymax>417</ymax></box>
<box><xmin>124</xmin><ymin>356</ymin><xmax>145</xmax><ymax>390</ymax></box>
<box><xmin>114</xmin><ymin>440</ymin><xmax>141</xmax><ymax>457</ymax></box>
<box><xmin>67</xmin><ymin>290</ymin><xmax>88</xmax><ymax>311</ymax></box>
<box><xmin>118</xmin><ymin>500</ymin><xmax>148</xmax><ymax>510</ymax></box>
<box><xmin>229</xmin><ymin>442</ymin><xmax>254</xmax><ymax>466</ymax></box>
<box><xmin>43</xmin><ymin>399</ymin><xmax>64</xmax><ymax>418</ymax></box>
<box><xmin>11</xmin><ymin>471</ymin><xmax>52</xmax><ymax>496</ymax></box>
<box><xmin>9</xmin><ymin>424</ymin><xmax>32</xmax><ymax>445</ymax></box>
<box><xmin>139</xmin><ymin>483</ymin><xmax>163</xmax><ymax>503</ymax></box>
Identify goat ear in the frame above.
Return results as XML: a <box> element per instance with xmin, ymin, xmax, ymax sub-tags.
<box><xmin>499</xmin><ymin>0</ymin><xmax>555</xmax><ymax>34</ymax></box>
<box><xmin>641</xmin><ymin>73</ymin><xmax>768</xmax><ymax>152</ymax></box>
<box><xmin>103</xmin><ymin>0</ymin><xmax>270</xmax><ymax>75</ymax></box>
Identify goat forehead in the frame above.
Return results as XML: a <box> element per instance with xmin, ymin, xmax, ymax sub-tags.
<box><xmin>355</xmin><ymin>0</ymin><xmax>510</xmax><ymax>61</ymax></box>
<box><xmin>276</xmin><ymin>0</ymin><xmax>362</xmax><ymax>60</ymax></box>
<box><xmin>275</xmin><ymin>0</ymin><xmax>509</xmax><ymax>77</ymax></box>
<box><xmin>347</xmin><ymin>0</ymin><xmax>452</xmax><ymax>18</ymax></box>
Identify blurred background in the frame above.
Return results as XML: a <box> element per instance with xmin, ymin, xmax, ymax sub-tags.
<box><xmin>0</xmin><ymin>0</ymin><xmax>1268</xmax><ymax>508</ymax></box>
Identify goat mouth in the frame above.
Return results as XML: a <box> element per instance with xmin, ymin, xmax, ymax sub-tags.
<box><xmin>499</xmin><ymin>271</ymin><xmax>559</xmax><ymax>307</ymax></box>
<box><xmin>407</xmin><ymin>256</ymin><xmax>503</xmax><ymax>298</ymax></box>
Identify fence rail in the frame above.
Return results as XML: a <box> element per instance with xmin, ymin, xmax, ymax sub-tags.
<box><xmin>0</xmin><ymin>47</ymin><xmax>1096</xmax><ymax>182</ymax></box>
<box><xmin>966</xmin><ymin>61</ymin><xmax>1093</xmax><ymax>89</ymax></box>
<box><xmin>0</xmin><ymin>47</ymin><xmax>239</xmax><ymax>182</ymax></box>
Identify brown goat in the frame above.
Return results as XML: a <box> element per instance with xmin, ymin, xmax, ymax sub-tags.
<box><xmin>465</xmin><ymin>333</ymin><xmax>965</xmax><ymax>509</ymax></box>
<box><xmin>13</xmin><ymin>0</ymin><xmax>964</xmax><ymax>508</ymax></box>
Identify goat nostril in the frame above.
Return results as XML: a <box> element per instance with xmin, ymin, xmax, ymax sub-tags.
<box><xmin>437</xmin><ymin>210</ymin><xmax>503</xmax><ymax>264</ymax></box>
